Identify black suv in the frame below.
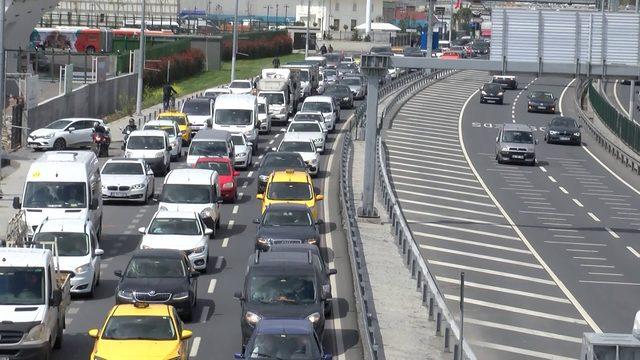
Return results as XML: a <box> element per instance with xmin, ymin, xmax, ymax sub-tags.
<box><xmin>234</xmin><ymin>250</ymin><xmax>336</xmax><ymax>345</ymax></box>
<box><xmin>257</xmin><ymin>152</ymin><xmax>307</xmax><ymax>193</ymax></box>
<box><xmin>115</xmin><ymin>249</ymin><xmax>199</xmax><ymax>321</ymax></box>
<box><xmin>255</xmin><ymin>204</ymin><xmax>321</xmax><ymax>251</ymax></box>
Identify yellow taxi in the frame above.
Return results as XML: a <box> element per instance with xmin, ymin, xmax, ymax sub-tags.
<box><xmin>256</xmin><ymin>169</ymin><xmax>324</xmax><ymax>219</ymax></box>
<box><xmin>157</xmin><ymin>111</ymin><xmax>191</xmax><ymax>144</ymax></box>
<box><xmin>88</xmin><ymin>302</ymin><xmax>192</xmax><ymax>360</ymax></box>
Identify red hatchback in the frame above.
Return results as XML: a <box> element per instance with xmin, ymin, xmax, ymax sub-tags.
<box><xmin>194</xmin><ymin>157</ymin><xmax>240</xmax><ymax>202</ymax></box>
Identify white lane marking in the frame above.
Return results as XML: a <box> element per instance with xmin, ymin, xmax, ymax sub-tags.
<box><xmin>580</xmin><ymin>280</ymin><xmax>640</xmax><ymax>285</ymax></box>
<box><xmin>247</xmin><ymin>171</ymin><xmax>253</xmax><ymax>177</ymax></box>
<box><xmin>386</xmin><ymin>132</ymin><xmax>459</xmax><ymax>144</ymax></box>
<box><xmin>215</xmin><ymin>256</ymin><xmax>224</xmax><ymax>270</ymax></box>
<box><xmin>405</xmin><ymin>209</ymin><xmax>511</xmax><ymax>228</ymax></box>
<box><xmin>573</xmin><ymin>256</ymin><xmax>607</xmax><ymax>260</ymax></box>
<box><xmin>548</xmin><ymin>176</ymin><xmax>556</xmax><ymax>183</ymax></box>
<box><xmin>583</xmin><ymin>193</ymin><xmax>630</xmax><ymax>197</ymax></box>
<box><xmin>421</xmin><ymin>245</ymin><xmax>542</xmax><ymax>268</ymax></box>
<box><xmin>588</xmin><ymin>212</ymin><xmax>601</xmax><ymax>222</ymax></box>
<box><xmin>572</xmin><ymin>199</ymin><xmax>584</xmax><ymax>207</ymax></box>
<box><xmin>528</xmin><ymin>206</ymin><xmax>556</xmax><ymax>210</ymax></box>
<box><xmin>242</xmin><ymin>181</ymin><xmax>248</xmax><ymax>188</ymax></box>
<box><xmin>470</xmin><ymin>341</ymin><xmax>575</xmax><ymax>360</ymax></box>
<box><xmin>627</xmin><ymin>246</ymin><xmax>640</xmax><ymax>258</ymax></box>
<box><xmin>391</xmin><ymin>167</ymin><xmax>479</xmax><ymax>183</ymax></box>
<box><xmin>222</xmin><ymin>237</ymin><xmax>230</xmax><ymax>248</ymax></box>
<box><xmin>388</xmin><ymin>149</ymin><xmax>467</xmax><ymax>164</ymax></box>
<box><xmin>465</xmin><ymin>318</ymin><xmax>582</xmax><ymax>343</ymax></box>
<box><xmin>396</xmin><ymin>189</ymin><xmax>495</xmax><ymax>207</ymax></box>
<box><xmin>393</xmin><ymin>122</ymin><xmax>459</xmax><ymax>134</ymax></box>
<box><xmin>388</xmin><ymin>129</ymin><xmax>459</xmax><ymax>140</ymax></box>
<box><xmin>400</xmin><ymin>198</ymin><xmax>502</xmax><ymax>217</ymax></box>
<box><xmin>232</xmin><ymin>205</ymin><xmax>239</xmax><ymax>214</ymax></box>
<box><xmin>581</xmin><ymin>264</ymin><xmax>615</xmax><ymax>268</ymax></box>
<box><xmin>545</xmin><ymin>241</ymin><xmax>605</xmax><ymax>247</ymax></box>
<box><xmin>393</xmin><ymin>175</ymin><xmax>483</xmax><ymax>190</ymax></box>
<box><xmin>386</xmin><ymin>143</ymin><xmax>465</xmax><ymax>158</ymax></box>
<box><xmin>549</xmin><ymin>228</ymin><xmax>578</xmax><ymax>233</ymax></box>
<box><xmin>394</xmin><ymin>181</ymin><xmax>488</xmax><ymax>198</ymax></box>
<box><xmin>127</xmin><ymin>224</ymin><xmax>136</xmax><ymax>230</ymax></box>
<box><xmin>388</xmin><ymin>154</ymin><xmax>473</xmax><ymax>170</ymax></box>
<box><xmin>605</xmin><ymin>227</ymin><xmax>620</xmax><ymax>239</ymax></box>
<box><xmin>189</xmin><ymin>337</ymin><xmax>201</xmax><ymax>357</ymax></box>
<box><xmin>100</xmin><ymin>263</ymin><xmax>109</xmax><ymax>269</ymax></box>
<box><xmin>502</xmin><ymin>188</ymin><xmax>549</xmax><ymax>192</ymax></box>
<box><xmin>385</xmin><ymin>138</ymin><xmax>461</xmax><ymax>152</ymax></box>
<box><xmin>613</xmin><ymin>79</ymin><xmax>631</xmax><ymax>117</ymax></box>
<box><xmin>526</xmin><ymin>201</ymin><xmax>552</xmax><ymax>205</ymax></box>
<box><xmin>566</xmin><ymin>249</ymin><xmax>599</xmax><ymax>253</ymax></box>
<box><xmin>414</xmin><ymin>224</ymin><xmax>520</xmax><ymax>240</ymax></box>
<box><xmin>416</xmin><ymin>232</ymin><xmax>529</xmax><ymax>253</ymax></box>
<box><xmin>520</xmin><ymin>210</ymin><xmax>575</xmax><ymax>216</ymax></box>
<box><xmin>268</xmin><ymin>139</ymin><xmax>274</xmax><ymax>144</ymax></box>
<box><xmin>199</xmin><ymin>306</ymin><xmax>209</xmax><ymax>323</ymax></box>
<box><xmin>445</xmin><ymin>294</ymin><xmax>588</xmax><ymax>325</ymax></box>
<box><xmin>238</xmin><ymin>192</ymin><xmax>244</xmax><ymax>199</ymax></box>
<box><xmin>588</xmin><ymin>272</ymin><xmax>624</xmax><ymax>276</ymax></box>
<box><xmin>392</xmin><ymin>161</ymin><xmax>476</xmax><ymax>177</ymax></box>
<box><xmin>429</xmin><ymin>260</ymin><xmax>556</xmax><ymax>285</ymax></box>
<box><xmin>135</xmin><ymin>213</ymin><xmax>144</xmax><ymax>218</ymax></box>
<box><xmin>542</xmin><ymin>222</ymin><xmax>571</xmax><ymax>227</ymax></box>
<box><xmin>436</xmin><ymin>276</ymin><xmax>569</xmax><ymax>303</ymax></box>
<box><xmin>207</xmin><ymin>279</ymin><xmax>217</xmax><ymax>293</ymax></box>
<box><xmin>559</xmin><ymin>186</ymin><xmax>569</xmax><ymax>194</ymax></box>
<box><xmin>227</xmin><ymin>220</ymin><xmax>235</xmax><ymax>230</ymax></box>
<box><xmin>131</xmin><ymin>219</ymin><xmax>140</xmax><ymax>224</ymax></box>
<box><xmin>460</xmin><ymin>86</ymin><xmax>602</xmax><ymax>333</ymax></box>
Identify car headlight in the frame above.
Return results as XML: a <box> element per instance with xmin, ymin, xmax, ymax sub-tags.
<box><xmin>498</xmin><ymin>92</ymin><xmax>504</xmax><ymax>96</ymax></box>
<box><xmin>343</xmin><ymin>97</ymin><xmax>349</xmax><ymax>101</ymax></box>
<box><xmin>481</xmin><ymin>91</ymin><xmax>487</xmax><ymax>95</ymax></box>
<box><xmin>257</xmin><ymin>237</ymin><xmax>268</xmax><ymax>245</ymax></box>
<box><xmin>236</xmin><ymin>152</ymin><xmax>247</xmax><ymax>157</ymax></box>
<box><xmin>223</xmin><ymin>182</ymin><xmax>234</xmax><ymax>189</ymax></box>
<box><xmin>549</xmin><ymin>130</ymin><xmax>558</xmax><ymax>135</ymax></box>
<box><xmin>200</xmin><ymin>209</ymin><xmax>213</xmax><ymax>218</ymax></box>
<box><xmin>117</xmin><ymin>290</ymin><xmax>133</xmax><ymax>300</ymax></box>
<box><xmin>307</xmin><ymin>312</ymin><xmax>321</xmax><ymax>324</ymax></box>
<box><xmin>75</xmin><ymin>264</ymin><xmax>91</xmax><ymax>274</ymax></box>
<box><xmin>310</xmin><ymin>157</ymin><xmax>318</xmax><ymax>165</ymax></box>
<box><xmin>280</xmin><ymin>107</ymin><xmax>287</xmax><ymax>114</ymax></box>
<box><xmin>43</xmin><ymin>133</ymin><xmax>54</xmax><ymax>139</ymax></box>
<box><xmin>24</xmin><ymin>324</ymin><xmax>46</xmax><ymax>342</ymax></box>
<box><xmin>501</xmin><ymin>146</ymin><xmax>510</xmax><ymax>152</ymax></box>
<box><xmin>259</xmin><ymin>175</ymin><xmax>269</xmax><ymax>182</ymax></box>
<box><xmin>131</xmin><ymin>183</ymin><xmax>145</xmax><ymax>190</ymax></box>
<box><xmin>307</xmin><ymin>238</ymin><xmax>318</xmax><ymax>245</ymax></box>
<box><xmin>574</xmin><ymin>132</ymin><xmax>581</xmax><ymax>136</ymax></box>
<box><xmin>173</xmin><ymin>291</ymin><xmax>189</xmax><ymax>300</ymax></box>
<box><xmin>314</xmin><ymin>138</ymin><xmax>323</xmax><ymax>143</ymax></box>
<box><xmin>245</xmin><ymin>311</ymin><xmax>262</xmax><ymax>325</ymax></box>
<box><xmin>192</xmin><ymin>245</ymin><xmax>206</xmax><ymax>254</ymax></box>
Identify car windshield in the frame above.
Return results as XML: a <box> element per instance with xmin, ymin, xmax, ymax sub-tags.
<box><xmin>246</xmin><ymin>333</ymin><xmax>321</xmax><ymax>359</ymax></box>
<box><xmin>324</xmin><ymin>87</ymin><xmax>350</xmax><ymax>96</ymax></box>
<box><xmin>267</xmin><ymin>182</ymin><xmax>312</xmax><ymax>200</ymax></box>
<box><xmin>158</xmin><ymin>115</ymin><xmax>187</xmax><ymax>125</ymax></box>
<box><xmin>263</xmin><ymin>209</ymin><xmax>313</xmax><ymax>226</ymax></box>
<box><xmin>125</xmin><ymin>257</ymin><xmax>186</xmax><ymax>278</ymax></box>
<box><xmin>45</xmin><ymin>120</ymin><xmax>72</xmax><ymax>129</ymax></box>
<box><xmin>295</xmin><ymin>114</ymin><xmax>323</xmax><ymax>123</ymax></box>
<box><xmin>127</xmin><ymin>136</ymin><xmax>165</xmax><ymax>150</ymax></box>
<box><xmin>144</xmin><ymin>125</ymin><xmax>176</xmax><ymax>137</ymax></box>
<box><xmin>289</xmin><ymin>123</ymin><xmax>321</xmax><ymax>132</ymax></box>
<box><xmin>248</xmin><ymin>274</ymin><xmax>316</xmax><ymax>304</ymax></box>
<box><xmin>0</xmin><ymin>268</ymin><xmax>44</xmax><ymax>305</ymax></box>
<box><xmin>195</xmin><ymin>161</ymin><xmax>230</xmax><ymax>175</ymax></box>
<box><xmin>551</xmin><ymin>118</ymin><xmax>577</xmax><ymax>128</ymax></box>
<box><xmin>262</xmin><ymin>93</ymin><xmax>284</xmax><ymax>105</ymax></box>
<box><xmin>325</xmin><ymin>54</ymin><xmax>341</xmax><ymax>62</ymax></box>
<box><xmin>102</xmin><ymin>316</ymin><xmax>176</xmax><ymax>340</ymax></box>
<box><xmin>258</xmin><ymin>104</ymin><xmax>267</xmax><ymax>113</ymax></box>
<box><xmin>189</xmin><ymin>141</ymin><xmax>228</xmax><ymax>157</ymax></box>
<box><xmin>231</xmin><ymin>135</ymin><xmax>245</xmax><ymax>146</ymax></box>
<box><xmin>301</xmin><ymin>102</ymin><xmax>331</xmax><ymax>113</ymax></box>
<box><xmin>148</xmin><ymin>218</ymin><xmax>201</xmax><ymax>235</ymax></box>
<box><xmin>262</xmin><ymin>155</ymin><xmax>305</xmax><ymax>170</ymax></box>
<box><xmin>102</xmin><ymin>162</ymin><xmax>144</xmax><ymax>175</ymax></box>
<box><xmin>215</xmin><ymin>109</ymin><xmax>253</xmax><ymax>125</ymax></box>
<box><xmin>33</xmin><ymin>232</ymin><xmax>89</xmax><ymax>256</ymax></box>
<box><xmin>341</xmin><ymin>78</ymin><xmax>361</xmax><ymax>86</ymax></box>
<box><xmin>483</xmin><ymin>84</ymin><xmax>502</xmax><ymax>92</ymax></box>
<box><xmin>24</xmin><ymin>181</ymin><xmax>86</xmax><ymax>208</ymax></box>
<box><xmin>531</xmin><ymin>92</ymin><xmax>554</xmax><ymax>100</ymax></box>
<box><xmin>182</xmin><ymin>101</ymin><xmax>211</xmax><ymax>116</ymax></box>
<box><xmin>161</xmin><ymin>184</ymin><xmax>212</xmax><ymax>204</ymax></box>
<box><xmin>230</xmin><ymin>81</ymin><xmax>251</xmax><ymax>88</ymax></box>
<box><xmin>299</xmin><ymin>71</ymin><xmax>309</xmax><ymax>82</ymax></box>
<box><xmin>324</xmin><ymin>69</ymin><xmax>337</xmax><ymax>77</ymax></box>
<box><xmin>502</xmin><ymin>130</ymin><xmax>534</xmax><ymax>144</ymax></box>
<box><xmin>279</xmin><ymin>141</ymin><xmax>313</xmax><ymax>153</ymax></box>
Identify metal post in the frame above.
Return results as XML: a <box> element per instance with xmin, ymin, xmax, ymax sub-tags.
<box><xmin>230</xmin><ymin>0</ymin><xmax>239</xmax><ymax>81</ymax></box>
<box><xmin>449</xmin><ymin>0</ymin><xmax>454</xmax><ymax>44</ymax></box>
<box><xmin>135</xmin><ymin>0</ymin><xmax>146</xmax><ymax>116</ymax></box>
<box><xmin>459</xmin><ymin>271</ymin><xmax>465</xmax><ymax>360</ymax></box>
<box><xmin>630</xmin><ymin>81</ymin><xmax>636</xmax><ymax>123</ymax></box>
<box><xmin>426</xmin><ymin>0</ymin><xmax>434</xmax><ymax>59</ymax></box>
<box><xmin>275</xmin><ymin>4</ymin><xmax>279</xmax><ymax>26</ymax></box>
<box><xmin>305</xmin><ymin>0</ymin><xmax>311</xmax><ymax>58</ymax></box>
<box><xmin>365</xmin><ymin>0</ymin><xmax>372</xmax><ymax>34</ymax></box>
<box><xmin>637</xmin><ymin>0</ymin><xmax>639</xmax><ymax>13</ymax></box>
<box><xmin>0</xmin><ymin>0</ymin><xmax>5</xmax><ymax>158</ymax></box>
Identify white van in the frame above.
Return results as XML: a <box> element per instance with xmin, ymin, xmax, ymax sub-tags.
<box><xmin>142</xmin><ymin>119</ymin><xmax>182</xmax><ymax>160</ymax></box>
<box><xmin>124</xmin><ymin>130</ymin><xmax>172</xmax><ymax>176</ymax></box>
<box><xmin>13</xmin><ymin>151</ymin><xmax>103</xmax><ymax>238</ymax></box>
<box><xmin>33</xmin><ymin>218</ymin><xmax>104</xmax><ymax>296</ymax></box>
<box><xmin>212</xmin><ymin>94</ymin><xmax>259</xmax><ymax>154</ymax></box>
<box><xmin>158</xmin><ymin>168</ymin><xmax>222</xmax><ymax>232</ymax></box>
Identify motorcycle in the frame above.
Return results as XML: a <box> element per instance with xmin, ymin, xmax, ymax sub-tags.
<box><xmin>92</xmin><ymin>130</ymin><xmax>111</xmax><ymax>157</ymax></box>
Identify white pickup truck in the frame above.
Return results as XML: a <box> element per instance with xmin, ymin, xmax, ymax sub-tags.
<box><xmin>0</xmin><ymin>247</ymin><xmax>70</xmax><ymax>359</ymax></box>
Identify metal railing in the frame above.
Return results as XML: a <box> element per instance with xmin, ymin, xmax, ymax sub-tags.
<box><xmin>576</xmin><ymin>79</ymin><xmax>640</xmax><ymax>175</ymax></box>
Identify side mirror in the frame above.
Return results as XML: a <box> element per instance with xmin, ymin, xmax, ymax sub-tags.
<box><xmin>178</xmin><ymin>132</ymin><xmax>184</xmax><ymax>136</ymax></box>
<box><xmin>315</xmin><ymin>194</ymin><xmax>324</xmax><ymax>201</ymax></box>
<box><xmin>94</xmin><ymin>249</ymin><xmax>105</xmax><ymax>257</ymax></box>
<box><xmin>88</xmin><ymin>329</ymin><xmax>99</xmax><ymax>339</ymax></box>
<box><xmin>147</xmin><ymin>169</ymin><xmax>154</xmax><ymax>176</ymax></box>
<box><xmin>316</xmin><ymin>219</ymin><xmax>324</xmax><ymax>225</ymax></box>
<box><xmin>50</xmin><ymin>289</ymin><xmax>62</xmax><ymax>306</ymax></box>
<box><xmin>316</xmin><ymin>148</ymin><xmax>322</xmax><ymax>153</ymax></box>
<box><xmin>328</xmin><ymin>269</ymin><xmax>337</xmax><ymax>276</ymax></box>
<box><xmin>256</xmin><ymin>194</ymin><xmax>264</xmax><ymax>200</ymax></box>
<box><xmin>67</xmin><ymin>127</ymin><xmax>75</xmax><ymax>132</ymax></box>
<box><xmin>190</xmin><ymin>271</ymin><xmax>200</xmax><ymax>278</ymax></box>
<box><xmin>233</xmin><ymin>291</ymin><xmax>244</xmax><ymax>300</ymax></box>
<box><xmin>253</xmin><ymin>218</ymin><xmax>261</xmax><ymax>224</ymax></box>
<box><xmin>233</xmin><ymin>170</ymin><xmax>241</xmax><ymax>177</ymax></box>
<box><xmin>495</xmin><ymin>137</ymin><xmax>499</xmax><ymax>143</ymax></box>
<box><xmin>138</xmin><ymin>227</ymin><xmax>146</xmax><ymax>234</ymax></box>
<box><xmin>204</xmin><ymin>228</ymin><xmax>214</xmax><ymax>235</ymax></box>
<box><xmin>168</xmin><ymin>146</ymin><xmax>173</xmax><ymax>151</ymax></box>
<box><xmin>12</xmin><ymin>197</ymin><xmax>21</xmax><ymax>209</ymax></box>
<box><xmin>90</xmin><ymin>198</ymin><xmax>99</xmax><ymax>210</ymax></box>
<box><xmin>114</xmin><ymin>270</ymin><xmax>123</xmax><ymax>278</ymax></box>
<box><xmin>271</xmin><ymin>147</ymin><xmax>277</xmax><ymax>152</ymax></box>
<box><xmin>247</xmin><ymin>142</ymin><xmax>253</xmax><ymax>148</ymax></box>
<box><xmin>180</xmin><ymin>329</ymin><xmax>193</xmax><ymax>340</ymax></box>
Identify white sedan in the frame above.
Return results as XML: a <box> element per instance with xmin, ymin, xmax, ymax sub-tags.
<box><xmin>100</xmin><ymin>158</ymin><xmax>155</xmax><ymax>203</ymax></box>
<box><xmin>231</xmin><ymin>133</ymin><xmax>253</xmax><ymax>169</ymax></box>
<box><xmin>286</xmin><ymin>121</ymin><xmax>326</xmax><ymax>153</ymax></box>
<box><xmin>143</xmin><ymin>119</ymin><xmax>183</xmax><ymax>161</ymax></box>
<box><xmin>139</xmin><ymin>211</ymin><xmax>212</xmax><ymax>272</ymax></box>
<box><xmin>276</xmin><ymin>133</ymin><xmax>320</xmax><ymax>176</ymax></box>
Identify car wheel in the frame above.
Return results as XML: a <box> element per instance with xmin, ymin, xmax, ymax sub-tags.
<box><xmin>53</xmin><ymin>138</ymin><xmax>66</xmax><ymax>151</ymax></box>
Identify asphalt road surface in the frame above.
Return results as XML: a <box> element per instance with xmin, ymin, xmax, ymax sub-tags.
<box><xmin>51</xmin><ymin>103</ymin><xmax>364</xmax><ymax>360</ymax></box>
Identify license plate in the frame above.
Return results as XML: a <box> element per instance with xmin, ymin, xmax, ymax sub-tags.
<box><xmin>512</xmin><ymin>155</ymin><xmax>524</xmax><ymax>159</ymax></box>
<box><xmin>111</xmin><ymin>191</ymin><xmax>127</xmax><ymax>197</ymax></box>
<box><xmin>538</xmin><ymin>106</ymin><xmax>546</xmax><ymax>109</ymax></box>
<box><xmin>560</xmin><ymin>136</ymin><xmax>570</xmax><ymax>141</ymax></box>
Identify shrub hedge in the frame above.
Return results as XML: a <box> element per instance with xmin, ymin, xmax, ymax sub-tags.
<box><xmin>221</xmin><ymin>31</ymin><xmax>292</xmax><ymax>60</ymax></box>
<box><xmin>144</xmin><ymin>48</ymin><xmax>205</xmax><ymax>87</ymax></box>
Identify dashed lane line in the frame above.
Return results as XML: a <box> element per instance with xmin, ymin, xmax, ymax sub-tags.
<box><xmin>232</xmin><ymin>205</ymin><xmax>239</xmax><ymax>214</ymax></box>
<box><xmin>199</xmin><ymin>306</ymin><xmax>209</xmax><ymax>323</ymax></box>
<box><xmin>428</xmin><ymin>260</ymin><xmax>556</xmax><ymax>285</ymax></box>
<box><xmin>227</xmin><ymin>220</ymin><xmax>235</xmax><ymax>230</ymax></box>
<box><xmin>605</xmin><ymin>227</ymin><xmax>620</xmax><ymax>239</ymax></box>
<box><xmin>470</xmin><ymin>341</ymin><xmax>574</xmax><ymax>360</ymax></box>
<box><xmin>572</xmin><ymin>199</ymin><xmax>584</xmax><ymax>207</ymax></box>
<box><xmin>627</xmin><ymin>246</ymin><xmax>640</xmax><ymax>258</ymax></box>
<box><xmin>465</xmin><ymin>318</ymin><xmax>582</xmax><ymax>343</ymax></box>
<box><xmin>420</xmin><ymin>245</ymin><xmax>543</xmax><ymax>268</ymax></box>
<box><xmin>215</xmin><ymin>256</ymin><xmax>224</xmax><ymax>270</ymax></box>
<box><xmin>588</xmin><ymin>212</ymin><xmax>601</xmax><ymax>222</ymax></box>
<box><xmin>189</xmin><ymin>337</ymin><xmax>201</xmax><ymax>357</ymax></box>
<box><xmin>207</xmin><ymin>279</ymin><xmax>217</xmax><ymax>294</ymax></box>
<box><xmin>222</xmin><ymin>237</ymin><xmax>229</xmax><ymax>248</ymax></box>
<box><xmin>415</xmin><ymin>232</ymin><xmax>530</xmax><ymax>253</ymax></box>
<box><xmin>548</xmin><ymin>176</ymin><xmax>557</xmax><ymax>183</ymax></box>
<box><xmin>436</xmin><ymin>276</ymin><xmax>570</xmax><ymax>303</ymax></box>
<box><xmin>559</xmin><ymin>186</ymin><xmax>569</xmax><ymax>194</ymax></box>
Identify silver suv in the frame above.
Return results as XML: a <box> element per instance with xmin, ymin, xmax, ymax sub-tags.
<box><xmin>495</xmin><ymin>123</ymin><xmax>537</xmax><ymax>165</ymax></box>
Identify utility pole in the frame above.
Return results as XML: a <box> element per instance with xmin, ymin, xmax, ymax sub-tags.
<box><xmin>264</xmin><ymin>5</ymin><xmax>271</xmax><ymax>29</ymax></box>
<box><xmin>305</xmin><ymin>0</ymin><xmax>311</xmax><ymax>58</ymax></box>
<box><xmin>449</xmin><ymin>0</ymin><xmax>454</xmax><ymax>44</ymax></box>
<box><xmin>0</xmin><ymin>0</ymin><xmax>5</xmax><ymax>159</ymax></box>
<box><xmin>284</xmin><ymin>5</ymin><xmax>289</xmax><ymax>25</ymax></box>
<box><xmin>426</xmin><ymin>0</ymin><xmax>434</xmax><ymax>59</ymax></box>
<box><xmin>275</xmin><ymin>4</ymin><xmax>279</xmax><ymax>27</ymax></box>
<box><xmin>231</xmin><ymin>0</ymin><xmax>239</xmax><ymax>81</ymax></box>
<box><xmin>365</xmin><ymin>0</ymin><xmax>372</xmax><ymax>34</ymax></box>
<box><xmin>135</xmin><ymin>0</ymin><xmax>146</xmax><ymax>116</ymax></box>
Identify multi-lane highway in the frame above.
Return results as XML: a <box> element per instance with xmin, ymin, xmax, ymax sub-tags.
<box><xmin>50</xmin><ymin>102</ymin><xmax>364</xmax><ymax>359</ymax></box>
<box><xmin>383</xmin><ymin>70</ymin><xmax>640</xmax><ymax>359</ymax></box>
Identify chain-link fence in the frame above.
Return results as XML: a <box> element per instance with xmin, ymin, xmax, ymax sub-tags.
<box><xmin>588</xmin><ymin>81</ymin><xmax>640</xmax><ymax>153</ymax></box>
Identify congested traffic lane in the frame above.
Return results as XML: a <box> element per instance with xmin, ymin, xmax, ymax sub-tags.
<box><xmin>51</xmin><ymin>102</ymin><xmax>364</xmax><ymax>359</ymax></box>
<box><xmin>462</xmin><ymin>74</ymin><xmax>640</xmax><ymax>336</ymax></box>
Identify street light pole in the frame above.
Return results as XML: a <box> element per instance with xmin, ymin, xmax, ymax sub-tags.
<box><xmin>305</xmin><ymin>0</ymin><xmax>311</xmax><ymax>58</ymax></box>
<box><xmin>264</xmin><ymin>5</ymin><xmax>271</xmax><ymax>29</ymax></box>
<box><xmin>449</xmin><ymin>0</ymin><xmax>454</xmax><ymax>44</ymax></box>
<box><xmin>365</xmin><ymin>0</ymin><xmax>372</xmax><ymax>34</ymax></box>
<box><xmin>275</xmin><ymin>4</ymin><xmax>279</xmax><ymax>27</ymax></box>
<box><xmin>231</xmin><ymin>0</ymin><xmax>239</xmax><ymax>81</ymax></box>
<box><xmin>284</xmin><ymin>5</ymin><xmax>289</xmax><ymax>25</ymax></box>
<box><xmin>426</xmin><ymin>0</ymin><xmax>434</xmax><ymax>59</ymax></box>
<box><xmin>0</xmin><ymin>0</ymin><xmax>5</xmax><ymax>157</ymax></box>
<box><xmin>135</xmin><ymin>0</ymin><xmax>146</xmax><ymax>116</ymax></box>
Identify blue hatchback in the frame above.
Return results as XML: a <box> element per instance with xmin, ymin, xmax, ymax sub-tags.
<box><xmin>235</xmin><ymin>319</ymin><xmax>332</xmax><ymax>360</ymax></box>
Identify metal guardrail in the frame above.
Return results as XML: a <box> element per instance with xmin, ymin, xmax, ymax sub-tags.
<box><xmin>575</xmin><ymin>79</ymin><xmax>640</xmax><ymax>175</ymax></box>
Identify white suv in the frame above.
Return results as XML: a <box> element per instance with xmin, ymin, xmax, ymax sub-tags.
<box><xmin>300</xmin><ymin>96</ymin><xmax>338</xmax><ymax>131</ymax></box>
<box><xmin>125</xmin><ymin>130</ymin><xmax>172</xmax><ymax>176</ymax></box>
<box><xmin>27</xmin><ymin>118</ymin><xmax>106</xmax><ymax>150</ymax></box>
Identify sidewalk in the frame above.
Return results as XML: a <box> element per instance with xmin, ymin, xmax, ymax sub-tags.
<box><xmin>350</xmin><ymin>140</ymin><xmax>445</xmax><ymax>360</ymax></box>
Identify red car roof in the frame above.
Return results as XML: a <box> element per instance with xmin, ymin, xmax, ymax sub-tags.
<box><xmin>195</xmin><ymin>156</ymin><xmax>232</xmax><ymax>164</ymax></box>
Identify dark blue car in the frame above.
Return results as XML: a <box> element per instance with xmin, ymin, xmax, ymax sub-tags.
<box><xmin>235</xmin><ymin>319</ymin><xmax>332</xmax><ymax>360</ymax></box>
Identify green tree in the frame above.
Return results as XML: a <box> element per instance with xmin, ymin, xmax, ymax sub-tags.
<box><xmin>453</xmin><ymin>7</ymin><xmax>473</xmax><ymax>32</ymax></box>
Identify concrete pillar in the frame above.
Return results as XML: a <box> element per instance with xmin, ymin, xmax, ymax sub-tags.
<box><xmin>358</xmin><ymin>74</ymin><xmax>380</xmax><ymax>218</ymax></box>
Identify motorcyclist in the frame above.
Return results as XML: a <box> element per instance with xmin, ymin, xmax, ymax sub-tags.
<box><xmin>93</xmin><ymin>121</ymin><xmax>107</xmax><ymax>135</ymax></box>
<box><xmin>163</xmin><ymin>82</ymin><xmax>178</xmax><ymax>110</ymax></box>
<box><xmin>122</xmin><ymin>118</ymin><xmax>137</xmax><ymax>134</ymax></box>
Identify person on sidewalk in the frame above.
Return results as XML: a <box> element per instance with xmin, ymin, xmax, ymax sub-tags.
<box><xmin>328</xmin><ymin>44</ymin><xmax>333</xmax><ymax>53</ymax></box>
<box><xmin>162</xmin><ymin>82</ymin><xmax>178</xmax><ymax>110</ymax></box>
<box><xmin>272</xmin><ymin>57</ymin><xmax>280</xmax><ymax>68</ymax></box>
<box><xmin>320</xmin><ymin>44</ymin><xmax>327</xmax><ymax>54</ymax></box>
